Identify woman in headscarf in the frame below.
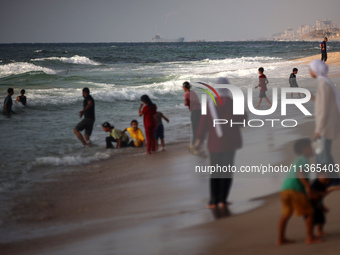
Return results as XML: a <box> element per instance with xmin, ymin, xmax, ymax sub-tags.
<box><xmin>194</xmin><ymin>78</ymin><xmax>247</xmax><ymax>208</ymax></box>
<box><xmin>309</xmin><ymin>60</ymin><xmax>340</xmax><ymax>180</ymax></box>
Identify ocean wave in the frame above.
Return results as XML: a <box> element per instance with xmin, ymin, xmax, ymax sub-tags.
<box><xmin>0</xmin><ymin>62</ymin><xmax>56</xmax><ymax>78</ymax></box>
<box><xmin>33</xmin><ymin>153</ymin><xmax>111</xmax><ymax>167</ymax></box>
<box><xmin>89</xmin><ymin>81</ymin><xmax>183</xmax><ymax>102</ymax></box>
<box><xmin>23</xmin><ymin>81</ymin><xmax>182</xmax><ymax>107</ymax></box>
<box><xmin>31</xmin><ymin>55</ymin><xmax>100</xmax><ymax>65</ymax></box>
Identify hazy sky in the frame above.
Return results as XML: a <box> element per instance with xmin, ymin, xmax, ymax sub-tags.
<box><xmin>1</xmin><ymin>0</ymin><xmax>340</xmax><ymax>43</ymax></box>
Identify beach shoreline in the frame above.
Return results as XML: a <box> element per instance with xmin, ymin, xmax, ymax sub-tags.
<box><xmin>1</xmin><ymin>53</ymin><xmax>340</xmax><ymax>255</ymax></box>
<box><xmin>293</xmin><ymin>52</ymin><xmax>340</xmax><ymax>68</ymax></box>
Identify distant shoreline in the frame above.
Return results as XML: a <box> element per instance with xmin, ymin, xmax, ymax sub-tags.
<box><xmin>2</xmin><ymin>39</ymin><xmax>340</xmax><ymax>45</ymax></box>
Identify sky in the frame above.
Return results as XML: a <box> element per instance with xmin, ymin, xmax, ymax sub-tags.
<box><xmin>1</xmin><ymin>0</ymin><xmax>340</xmax><ymax>43</ymax></box>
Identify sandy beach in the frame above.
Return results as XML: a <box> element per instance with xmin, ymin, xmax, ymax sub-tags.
<box><xmin>294</xmin><ymin>52</ymin><xmax>340</xmax><ymax>67</ymax></box>
<box><xmin>1</xmin><ymin>53</ymin><xmax>340</xmax><ymax>255</ymax></box>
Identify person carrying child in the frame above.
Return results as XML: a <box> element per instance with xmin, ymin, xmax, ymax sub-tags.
<box><xmin>277</xmin><ymin>138</ymin><xmax>322</xmax><ymax>245</ymax></box>
<box><xmin>310</xmin><ymin>172</ymin><xmax>340</xmax><ymax>237</ymax></box>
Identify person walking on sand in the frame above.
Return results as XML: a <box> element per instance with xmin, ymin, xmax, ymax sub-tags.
<box><xmin>183</xmin><ymin>81</ymin><xmax>201</xmax><ymax>145</ymax></box>
<box><xmin>194</xmin><ymin>77</ymin><xmax>246</xmax><ymax>209</ymax></box>
<box><xmin>289</xmin><ymin>68</ymin><xmax>301</xmax><ymax>98</ymax></box>
<box><xmin>320</xmin><ymin>37</ymin><xmax>328</xmax><ymax>62</ymax></box>
<box><xmin>255</xmin><ymin>67</ymin><xmax>272</xmax><ymax>108</ymax></box>
<box><xmin>139</xmin><ymin>95</ymin><xmax>157</xmax><ymax>154</ymax></box>
<box><xmin>16</xmin><ymin>89</ymin><xmax>27</xmax><ymax>106</ymax></box>
<box><xmin>3</xmin><ymin>88</ymin><xmax>14</xmax><ymax>117</ymax></box>
<box><xmin>277</xmin><ymin>139</ymin><xmax>322</xmax><ymax>245</ymax></box>
<box><xmin>73</xmin><ymin>87</ymin><xmax>95</xmax><ymax>146</ymax></box>
<box><xmin>309</xmin><ymin>60</ymin><xmax>340</xmax><ymax>185</ymax></box>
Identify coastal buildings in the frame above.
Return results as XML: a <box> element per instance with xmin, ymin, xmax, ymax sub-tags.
<box><xmin>271</xmin><ymin>19</ymin><xmax>340</xmax><ymax>40</ymax></box>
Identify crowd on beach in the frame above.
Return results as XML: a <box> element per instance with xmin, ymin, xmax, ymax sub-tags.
<box><xmin>189</xmin><ymin>58</ymin><xmax>340</xmax><ymax>246</ymax></box>
<box><xmin>2</xmin><ymin>38</ymin><xmax>339</xmax><ymax>246</ymax></box>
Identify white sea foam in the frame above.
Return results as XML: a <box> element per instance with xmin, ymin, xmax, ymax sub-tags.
<box><xmin>33</xmin><ymin>153</ymin><xmax>110</xmax><ymax>167</ymax></box>
<box><xmin>25</xmin><ymin>82</ymin><xmax>181</xmax><ymax>107</ymax></box>
<box><xmin>31</xmin><ymin>55</ymin><xmax>100</xmax><ymax>65</ymax></box>
<box><xmin>0</xmin><ymin>62</ymin><xmax>56</xmax><ymax>78</ymax></box>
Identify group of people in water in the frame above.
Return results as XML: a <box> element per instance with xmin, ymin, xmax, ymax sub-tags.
<box><xmin>2</xmin><ymin>88</ymin><xmax>27</xmax><ymax>116</ymax></box>
<box><xmin>73</xmin><ymin>87</ymin><xmax>170</xmax><ymax>154</ymax></box>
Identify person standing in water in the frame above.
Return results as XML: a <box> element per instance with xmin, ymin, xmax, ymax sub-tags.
<box><xmin>183</xmin><ymin>81</ymin><xmax>201</xmax><ymax>145</ymax></box>
<box><xmin>255</xmin><ymin>67</ymin><xmax>272</xmax><ymax>108</ymax></box>
<box><xmin>320</xmin><ymin>37</ymin><xmax>327</xmax><ymax>62</ymax></box>
<box><xmin>73</xmin><ymin>87</ymin><xmax>95</xmax><ymax>146</ymax></box>
<box><xmin>16</xmin><ymin>89</ymin><xmax>27</xmax><ymax>106</ymax></box>
<box><xmin>139</xmin><ymin>95</ymin><xmax>157</xmax><ymax>154</ymax></box>
<box><xmin>154</xmin><ymin>111</ymin><xmax>169</xmax><ymax>151</ymax></box>
<box><xmin>3</xmin><ymin>88</ymin><xmax>14</xmax><ymax>117</ymax></box>
<box><xmin>289</xmin><ymin>68</ymin><xmax>301</xmax><ymax>98</ymax></box>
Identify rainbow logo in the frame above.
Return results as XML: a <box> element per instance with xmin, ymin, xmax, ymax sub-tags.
<box><xmin>196</xmin><ymin>82</ymin><xmax>222</xmax><ymax>106</ymax></box>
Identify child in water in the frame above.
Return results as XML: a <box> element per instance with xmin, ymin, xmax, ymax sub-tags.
<box><xmin>255</xmin><ymin>67</ymin><xmax>272</xmax><ymax>108</ymax></box>
<box><xmin>102</xmin><ymin>122</ymin><xmax>129</xmax><ymax>149</ymax></box>
<box><xmin>154</xmin><ymin>111</ymin><xmax>169</xmax><ymax>151</ymax></box>
<box><xmin>121</xmin><ymin>120</ymin><xmax>145</xmax><ymax>148</ymax></box>
<box><xmin>16</xmin><ymin>89</ymin><xmax>27</xmax><ymax>106</ymax></box>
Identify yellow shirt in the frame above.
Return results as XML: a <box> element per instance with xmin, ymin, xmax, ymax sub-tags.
<box><xmin>127</xmin><ymin>127</ymin><xmax>145</xmax><ymax>147</ymax></box>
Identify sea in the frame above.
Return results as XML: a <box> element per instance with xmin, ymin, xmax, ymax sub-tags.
<box><xmin>1</xmin><ymin>41</ymin><xmax>340</xmax><ymax>193</ymax></box>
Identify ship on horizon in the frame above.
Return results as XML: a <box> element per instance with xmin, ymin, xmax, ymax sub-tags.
<box><xmin>151</xmin><ymin>33</ymin><xmax>184</xmax><ymax>43</ymax></box>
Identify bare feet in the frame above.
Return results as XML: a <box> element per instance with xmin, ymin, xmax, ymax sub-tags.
<box><xmin>276</xmin><ymin>239</ymin><xmax>296</xmax><ymax>246</ymax></box>
<box><xmin>316</xmin><ymin>231</ymin><xmax>328</xmax><ymax>237</ymax></box>
<box><xmin>305</xmin><ymin>237</ymin><xmax>323</xmax><ymax>245</ymax></box>
<box><xmin>218</xmin><ymin>202</ymin><xmax>225</xmax><ymax>208</ymax></box>
<box><xmin>206</xmin><ymin>204</ymin><xmax>217</xmax><ymax>209</ymax></box>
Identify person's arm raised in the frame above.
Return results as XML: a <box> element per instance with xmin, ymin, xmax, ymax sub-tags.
<box><xmin>139</xmin><ymin>104</ymin><xmax>144</xmax><ymax>116</ymax></box>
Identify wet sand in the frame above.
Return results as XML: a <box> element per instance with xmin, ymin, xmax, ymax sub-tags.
<box><xmin>1</xmin><ymin>54</ymin><xmax>340</xmax><ymax>255</ymax></box>
<box><xmin>294</xmin><ymin>52</ymin><xmax>340</xmax><ymax>67</ymax></box>
<box><xmin>2</xmin><ymin>120</ymin><xmax>340</xmax><ymax>255</ymax></box>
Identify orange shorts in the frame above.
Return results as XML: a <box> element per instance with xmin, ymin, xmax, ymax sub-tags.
<box><xmin>280</xmin><ymin>190</ymin><xmax>313</xmax><ymax>217</ymax></box>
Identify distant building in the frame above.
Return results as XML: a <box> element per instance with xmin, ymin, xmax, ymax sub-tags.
<box><xmin>270</xmin><ymin>19</ymin><xmax>340</xmax><ymax>40</ymax></box>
